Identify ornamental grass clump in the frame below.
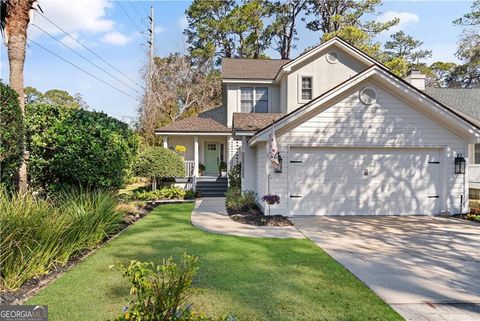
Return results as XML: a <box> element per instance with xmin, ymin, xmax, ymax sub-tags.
<box><xmin>0</xmin><ymin>189</ymin><xmax>122</xmax><ymax>291</ymax></box>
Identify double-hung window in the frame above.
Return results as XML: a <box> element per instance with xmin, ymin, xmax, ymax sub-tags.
<box><xmin>240</xmin><ymin>87</ymin><xmax>268</xmax><ymax>113</ymax></box>
<box><xmin>301</xmin><ymin>76</ymin><xmax>313</xmax><ymax>101</ymax></box>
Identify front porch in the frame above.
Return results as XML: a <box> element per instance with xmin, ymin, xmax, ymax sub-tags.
<box><xmin>161</xmin><ymin>134</ymin><xmax>238</xmax><ymax>178</ymax></box>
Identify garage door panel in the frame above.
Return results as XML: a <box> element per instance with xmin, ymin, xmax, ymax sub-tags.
<box><xmin>288</xmin><ymin>148</ymin><xmax>441</xmax><ymax>216</ymax></box>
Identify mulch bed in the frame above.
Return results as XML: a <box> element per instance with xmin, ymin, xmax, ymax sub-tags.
<box><xmin>227</xmin><ymin>207</ymin><xmax>293</xmax><ymax>227</ymax></box>
<box><xmin>0</xmin><ymin>201</ymin><xmax>159</xmax><ymax>305</ymax></box>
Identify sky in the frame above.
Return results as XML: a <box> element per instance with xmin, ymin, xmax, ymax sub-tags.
<box><xmin>0</xmin><ymin>0</ymin><xmax>475</xmax><ymax>123</ymax></box>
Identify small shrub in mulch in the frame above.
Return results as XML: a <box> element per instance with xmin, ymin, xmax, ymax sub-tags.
<box><xmin>225</xmin><ymin>187</ymin><xmax>292</xmax><ymax>227</ymax></box>
<box><xmin>226</xmin><ymin>206</ymin><xmax>293</xmax><ymax>227</ymax></box>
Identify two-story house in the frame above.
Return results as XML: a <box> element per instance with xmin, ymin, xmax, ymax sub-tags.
<box><xmin>155</xmin><ymin>37</ymin><xmax>480</xmax><ymax>216</ymax></box>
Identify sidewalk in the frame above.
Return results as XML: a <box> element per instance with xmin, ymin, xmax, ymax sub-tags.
<box><xmin>191</xmin><ymin>197</ymin><xmax>304</xmax><ymax>239</ymax></box>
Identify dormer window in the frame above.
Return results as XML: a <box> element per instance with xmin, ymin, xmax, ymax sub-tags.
<box><xmin>240</xmin><ymin>87</ymin><xmax>268</xmax><ymax>113</ymax></box>
<box><xmin>301</xmin><ymin>76</ymin><xmax>313</xmax><ymax>100</ymax></box>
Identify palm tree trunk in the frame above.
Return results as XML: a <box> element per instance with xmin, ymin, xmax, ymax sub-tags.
<box><xmin>5</xmin><ymin>0</ymin><xmax>33</xmax><ymax>194</ymax></box>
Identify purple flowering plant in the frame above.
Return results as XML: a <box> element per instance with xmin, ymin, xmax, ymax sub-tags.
<box><xmin>262</xmin><ymin>194</ymin><xmax>280</xmax><ymax>205</ymax></box>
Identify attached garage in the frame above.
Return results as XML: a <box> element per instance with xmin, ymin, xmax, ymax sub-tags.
<box><xmin>248</xmin><ymin>66</ymin><xmax>480</xmax><ymax>217</ymax></box>
<box><xmin>288</xmin><ymin>147</ymin><xmax>442</xmax><ymax>215</ymax></box>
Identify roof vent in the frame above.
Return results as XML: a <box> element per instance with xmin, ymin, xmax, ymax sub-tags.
<box><xmin>359</xmin><ymin>87</ymin><xmax>377</xmax><ymax>105</ymax></box>
<box><xmin>326</xmin><ymin>51</ymin><xmax>339</xmax><ymax>64</ymax></box>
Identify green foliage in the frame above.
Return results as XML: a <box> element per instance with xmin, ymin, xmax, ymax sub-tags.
<box><xmin>225</xmin><ymin>187</ymin><xmax>256</xmax><ymax>212</ymax></box>
<box><xmin>384</xmin><ymin>31</ymin><xmax>432</xmax><ymax>67</ymax></box>
<box><xmin>25</xmin><ymin>86</ymin><xmax>88</xmax><ymax>109</ymax></box>
<box><xmin>0</xmin><ymin>189</ymin><xmax>122</xmax><ymax>290</ymax></box>
<box><xmin>115</xmin><ymin>256</ymin><xmax>198</xmax><ymax>321</ymax></box>
<box><xmin>453</xmin><ymin>0</ymin><xmax>480</xmax><ymax>26</ymax></box>
<box><xmin>0</xmin><ymin>82</ymin><xmax>24</xmax><ymax>192</ymax></box>
<box><xmin>305</xmin><ymin>0</ymin><xmax>399</xmax><ymax>35</ymax></box>
<box><xmin>218</xmin><ymin>161</ymin><xmax>227</xmax><ymax>172</ymax></box>
<box><xmin>199</xmin><ymin>163</ymin><xmax>205</xmax><ymax>172</ymax></box>
<box><xmin>185</xmin><ymin>0</ymin><xmax>273</xmax><ymax>63</ymax></box>
<box><xmin>130</xmin><ymin>186</ymin><xmax>187</xmax><ymax>201</ymax></box>
<box><xmin>25</xmin><ymin>104</ymin><xmax>138</xmax><ymax>191</ymax></box>
<box><xmin>227</xmin><ymin>163</ymin><xmax>241</xmax><ymax>189</ymax></box>
<box><xmin>134</xmin><ymin>146</ymin><xmax>185</xmax><ymax>179</ymax></box>
<box><xmin>184</xmin><ymin>190</ymin><xmax>195</xmax><ymax>200</ymax></box>
<box><xmin>113</xmin><ymin>255</ymin><xmax>224</xmax><ymax>321</ymax></box>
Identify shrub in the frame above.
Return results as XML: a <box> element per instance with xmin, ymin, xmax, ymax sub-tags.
<box><xmin>131</xmin><ymin>186</ymin><xmax>186</xmax><ymax>201</ymax></box>
<box><xmin>227</xmin><ymin>164</ymin><xmax>241</xmax><ymax>189</ymax></box>
<box><xmin>0</xmin><ymin>189</ymin><xmax>123</xmax><ymax>290</ymax></box>
<box><xmin>184</xmin><ymin>190</ymin><xmax>195</xmax><ymax>200</ymax></box>
<box><xmin>134</xmin><ymin>146</ymin><xmax>184</xmax><ymax>179</ymax></box>
<box><xmin>225</xmin><ymin>187</ymin><xmax>256</xmax><ymax>212</ymax></box>
<box><xmin>0</xmin><ymin>82</ymin><xmax>24</xmax><ymax>192</ymax></box>
<box><xmin>112</xmin><ymin>256</ymin><xmax>235</xmax><ymax>321</ymax></box>
<box><xmin>25</xmin><ymin>104</ymin><xmax>138</xmax><ymax>191</ymax></box>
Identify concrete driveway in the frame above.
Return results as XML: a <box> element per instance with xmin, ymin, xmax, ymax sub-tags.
<box><xmin>292</xmin><ymin>216</ymin><xmax>480</xmax><ymax>321</ymax></box>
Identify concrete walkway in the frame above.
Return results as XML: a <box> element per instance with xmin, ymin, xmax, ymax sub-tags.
<box><xmin>191</xmin><ymin>197</ymin><xmax>304</xmax><ymax>239</ymax></box>
<box><xmin>293</xmin><ymin>216</ymin><xmax>480</xmax><ymax>321</ymax></box>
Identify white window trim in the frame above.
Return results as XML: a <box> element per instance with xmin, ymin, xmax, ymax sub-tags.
<box><xmin>237</xmin><ymin>86</ymin><xmax>271</xmax><ymax>113</ymax></box>
<box><xmin>474</xmin><ymin>144</ymin><xmax>480</xmax><ymax>164</ymax></box>
<box><xmin>298</xmin><ymin>73</ymin><xmax>314</xmax><ymax>104</ymax></box>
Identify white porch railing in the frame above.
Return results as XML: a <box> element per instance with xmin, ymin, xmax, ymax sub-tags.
<box><xmin>469</xmin><ymin>165</ymin><xmax>480</xmax><ymax>183</ymax></box>
<box><xmin>184</xmin><ymin>161</ymin><xmax>195</xmax><ymax>177</ymax></box>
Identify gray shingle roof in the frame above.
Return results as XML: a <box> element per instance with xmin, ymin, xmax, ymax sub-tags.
<box><xmin>426</xmin><ymin>88</ymin><xmax>480</xmax><ymax>124</ymax></box>
<box><xmin>155</xmin><ymin>106</ymin><xmax>229</xmax><ymax>133</ymax></box>
<box><xmin>233</xmin><ymin>112</ymin><xmax>285</xmax><ymax>131</ymax></box>
<box><xmin>221</xmin><ymin>58</ymin><xmax>290</xmax><ymax>80</ymax></box>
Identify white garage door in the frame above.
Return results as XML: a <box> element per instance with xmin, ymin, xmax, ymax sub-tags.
<box><xmin>288</xmin><ymin>147</ymin><xmax>441</xmax><ymax>215</ymax></box>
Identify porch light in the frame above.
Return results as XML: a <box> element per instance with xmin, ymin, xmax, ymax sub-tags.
<box><xmin>274</xmin><ymin>153</ymin><xmax>283</xmax><ymax>173</ymax></box>
<box><xmin>454</xmin><ymin>154</ymin><xmax>466</xmax><ymax>174</ymax></box>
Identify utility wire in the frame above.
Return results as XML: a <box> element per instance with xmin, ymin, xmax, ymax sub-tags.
<box><xmin>28</xmin><ymin>38</ymin><xmax>138</xmax><ymax>100</ymax></box>
<box><xmin>32</xmin><ymin>23</ymin><xmax>140</xmax><ymax>94</ymax></box>
<box><xmin>36</xmin><ymin>11</ymin><xmax>143</xmax><ymax>89</ymax></box>
<box><xmin>115</xmin><ymin>0</ymin><xmax>147</xmax><ymax>40</ymax></box>
<box><xmin>128</xmin><ymin>1</ymin><xmax>145</xmax><ymax>21</ymax></box>
<box><xmin>140</xmin><ymin>1</ymin><xmax>150</xmax><ymax>17</ymax></box>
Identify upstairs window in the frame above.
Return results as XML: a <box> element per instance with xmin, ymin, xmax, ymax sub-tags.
<box><xmin>475</xmin><ymin>144</ymin><xmax>480</xmax><ymax>164</ymax></box>
<box><xmin>240</xmin><ymin>87</ymin><xmax>268</xmax><ymax>113</ymax></box>
<box><xmin>301</xmin><ymin>76</ymin><xmax>313</xmax><ymax>101</ymax></box>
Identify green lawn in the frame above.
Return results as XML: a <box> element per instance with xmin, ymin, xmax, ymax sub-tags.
<box><xmin>28</xmin><ymin>203</ymin><xmax>402</xmax><ymax>321</ymax></box>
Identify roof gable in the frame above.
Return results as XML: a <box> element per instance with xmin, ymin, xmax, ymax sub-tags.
<box><xmin>250</xmin><ymin>65</ymin><xmax>480</xmax><ymax>145</ymax></box>
<box><xmin>274</xmin><ymin>37</ymin><xmax>389</xmax><ymax>81</ymax></box>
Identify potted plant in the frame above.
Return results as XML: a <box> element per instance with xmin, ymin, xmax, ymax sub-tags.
<box><xmin>219</xmin><ymin>161</ymin><xmax>227</xmax><ymax>177</ymax></box>
<box><xmin>262</xmin><ymin>194</ymin><xmax>280</xmax><ymax>205</ymax></box>
<box><xmin>199</xmin><ymin>163</ymin><xmax>205</xmax><ymax>176</ymax></box>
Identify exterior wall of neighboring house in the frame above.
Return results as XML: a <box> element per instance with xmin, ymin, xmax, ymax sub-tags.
<box><xmin>248</xmin><ymin>82</ymin><xmax>469</xmax><ymax>216</ymax></box>
<box><xmin>225</xmin><ymin>83</ymin><xmax>281</xmax><ymax>127</ymax></box>
<box><xmin>283</xmin><ymin>45</ymin><xmax>368</xmax><ymax>113</ymax></box>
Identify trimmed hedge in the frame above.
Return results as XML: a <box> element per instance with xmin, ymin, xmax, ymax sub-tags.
<box><xmin>134</xmin><ymin>146</ymin><xmax>184</xmax><ymax>178</ymax></box>
<box><xmin>26</xmin><ymin>104</ymin><xmax>138</xmax><ymax>191</ymax></box>
<box><xmin>0</xmin><ymin>82</ymin><xmax>24</xmax><ymax>192</ymax></box>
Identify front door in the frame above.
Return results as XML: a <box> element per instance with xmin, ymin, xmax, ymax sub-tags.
<box><xmin>204</xmin><ymin>143</ymin><xmax>219</xmax><ymax>175</ymax></box>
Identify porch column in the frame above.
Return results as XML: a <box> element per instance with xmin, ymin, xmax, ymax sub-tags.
<box><xmin>194</xmin><ymin>136</ymin><xmax>199</xmax><ymax>176</ymax></box>
<box><xmin>162</xmin><ymin>136</ymin><xmax>168</xmax><ymax>148</ymax></box>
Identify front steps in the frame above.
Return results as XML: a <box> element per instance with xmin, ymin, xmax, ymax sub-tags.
<box><xmin>195</xmin><ymin>176</ymin><xmax>228</xmax><ymax>197</ymax></box>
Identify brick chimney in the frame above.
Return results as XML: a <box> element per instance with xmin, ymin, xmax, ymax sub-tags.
<box><xmin>405</xmin><ymin>70</ymin><xmax>426</xmax><ymax>91</ymax></box>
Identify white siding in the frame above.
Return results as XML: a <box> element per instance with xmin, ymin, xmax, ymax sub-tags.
<box><xmin>286</xmin><ymin>45</ymin><xmax>368</xmax><ymax>112</ymax></box>
<box><xmin>264</xmin><ymin>82</ymin><xmax>468</xmax><ymax>216</ymax></box>
<box><xmin>255</xmin><ymin>142</ymin><xmax>267</xmax><ymax>211</ymax></box>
